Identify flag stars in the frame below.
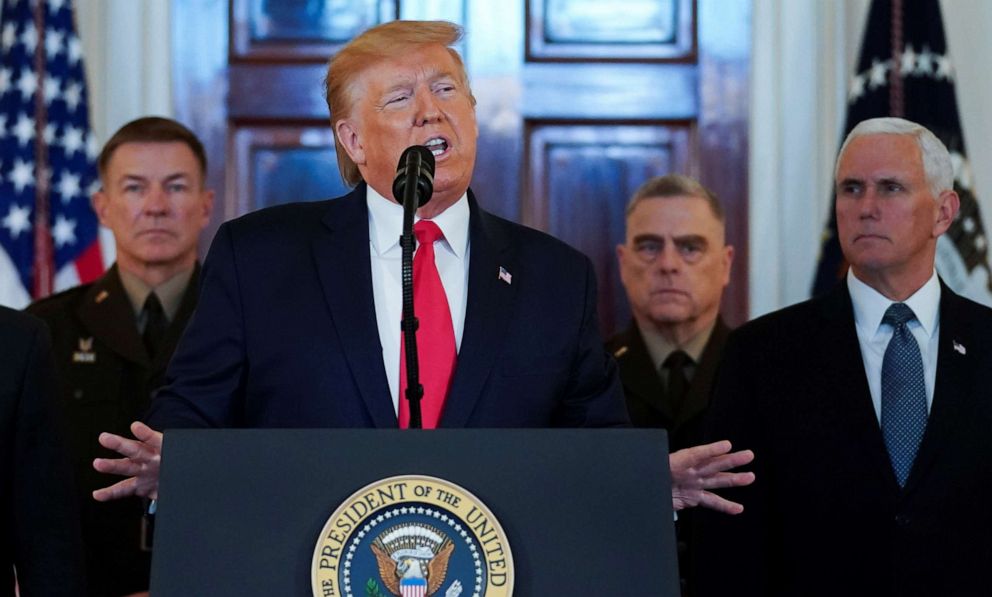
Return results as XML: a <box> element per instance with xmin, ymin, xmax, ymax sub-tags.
<box><xmin>43</xmin><ymin>74</ymin><xmax>61</xmax><ymax>104</ymax></box>
<box><xmin>915</xmin><ymin>47</ymin><xmax>934</xmax><ymax>75</ymax></box>
<box><xmin>2</xmin><ymin>203</ymin><xmax>32</xmax><ymax>239</ymax></box>
<box><xmin>49</xmin><ymin>0</ymin><xmax>68</xmax><ymax>15</ymax></box>
<box><xmin>0</xmin><ymin>67</ymin><xmax>11</xmax><ymax>95</ymax></box>
<box><xmin>976</xmin><ymin>235</ymin><xmax>987</xmax><ymax>251</ymax></box>
<box><xmin>20</xmin><ymin>23</ymin><xmax>37</xmax><ymax>54</ymax></box>
<box><xmin>16</xmin><ymin>68</ymin><xmax>37</xmax><ymax>99</ymax></box>
<box><xmin>12</xmin><ymin>113</ymin><xmax>35</xmax><ymax>146</ymax></box>
<box><xmin>10</xmin><ymin>158</ymin><xmax>35</xmax><ymax>193</ymax></box>
<box><xmin>45</xmin><ymin>28</ymin><xmax>64</xmax><ymax>58</ymax></box>
<box><xmin>963</xmin><ymin>217</ymin><xmax>976</xmax><ymax>234</ymax></box>
<box><xmin>52</xmin><ymin>215</ymin><xmax>77</xmax><ymax>248</ymax></box>
<box><xmin>56</xmin><ymin>171</ymin><xmax>81</xmax><ymax>204</ymax></box>
<box><xmin>67</xmin><ymin>35</ymin><xmax>82</xmax><ymax>65</ymax></box>
<box><xmin>43</xmin><ymin>122</ymin><xmax>56</xmax><ymax>145</ymax></box>
<box><xmin>63</xmin><ymin>81</ymin><xmax>81</xmax><ymax>111</ymax></box>
<box><xmin>62</xmin><ymin>125</ymin><xmax>83</xmax><ymax>156</ymax></box>
<box><xmin>935</xmin><ymin>54</ymin><xmax>954</xmax><ymax>81</ymax></box>
<box><xmin>85</xmin><ymin>132</ymin><xmax>99</xmax><ymax>160</ymax></box>
<box><xmin>950</xmin><ymin>152</ymin><xmax>973</xmax><ymax>190</ymax></box>
<box><xmin>849</xmin><ymin>73</ymin><xmax>867</xmax><ymax>101</ymax></box>
<box><xmin>1</xmin><ymin>23</ymin><xmax>16</xmax><ymax>52</ymax></box>
<box><xmin>899</xmin><ymin>45</ymin><xmax>917</xmax><ymax>75</ymax></box>
<box><xmin>868</xmin><ymin>59</ymin><xmax>889</xmax><ymax>89</ymax></box>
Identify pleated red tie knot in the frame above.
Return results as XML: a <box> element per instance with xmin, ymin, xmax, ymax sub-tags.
<box><xmin>415</xmin><ymin>219</ymin><xmax>444</xmax><ymax>245</ymax></box>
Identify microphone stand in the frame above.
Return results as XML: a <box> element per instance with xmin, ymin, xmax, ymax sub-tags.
<box><xmin>399</xmin><ymin>153</ymin><xmax>425</xmax><ymax>429</ymax></box>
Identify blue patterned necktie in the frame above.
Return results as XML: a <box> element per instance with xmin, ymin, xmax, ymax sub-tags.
<box><xmin>880</xmin><ymin>303</ymin><xmax>928</xmax><ymax>487</ymax></box>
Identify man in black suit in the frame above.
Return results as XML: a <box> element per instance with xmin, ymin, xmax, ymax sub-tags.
<box><xmin>0</xmin><ymin>307</ymin><xmax>86</xmax><ymax>596</ymax></box>
<box><xmin>92</xmin><ymin>21</ymin><xmax>754</xmax><ymax>518</ymax></box>
<box><xmin>695</xmin><ymin>117</ymin><xmax>992</xmax><ymax>596</ymax></box>
<box><xmin>607</xmin><ymin>174</ymin><xmax>733</xmax><ymax>594</ymax></box>
<box><xmin>28</xmin><ymin>117</ymin><xmax>212</xmax><ymax>597</ymax></box>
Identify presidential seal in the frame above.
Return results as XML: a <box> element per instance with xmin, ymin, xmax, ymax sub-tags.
<box><xmin>312</xmin><ymin>475</ymin><xmax>513</xmax><ymax>597</ymax></box>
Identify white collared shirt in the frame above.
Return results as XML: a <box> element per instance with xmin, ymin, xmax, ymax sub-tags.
<box><xmin>847</xmin><ymin>268</ymin><xmax>941</xmax><ymax>422</ymax></box>
<box><xmin>367</xmin><ymin>186</ymin><xmax>471</xmax><ymax>414</ymax></box>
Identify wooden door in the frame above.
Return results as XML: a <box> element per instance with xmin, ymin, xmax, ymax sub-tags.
<box><xmin>173</xmin><ymin>0</ymin><xmax>750</xmax><ymax>335</ymax></box>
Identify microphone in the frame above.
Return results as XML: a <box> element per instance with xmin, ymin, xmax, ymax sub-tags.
<box><xmin>392</xmin><ymin>145</ymin><xmax>435</xmax><ymax>208</ymax></box>
<box><xmin>394</xmin><ymin>145</ymin><xmax>435</xmax><ymax>429</ymax></box>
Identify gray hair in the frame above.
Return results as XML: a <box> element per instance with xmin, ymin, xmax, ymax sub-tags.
<box><xmin>626</xmin><ymin>173</ymin><xmax>724</xmax><ymax>222</ymax></box>
<box><xmin>836</xmin><ymin>117</ymin><xmax>953</xmax><ymax>197</ymax></box>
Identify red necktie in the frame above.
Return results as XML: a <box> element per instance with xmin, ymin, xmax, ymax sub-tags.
<box><xmin>398</xmin><ymin>220</ymin><xmax>456</xmax><ymax>428</ymax></box>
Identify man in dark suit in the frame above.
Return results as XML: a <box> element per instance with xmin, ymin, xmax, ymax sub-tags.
<box><xmin>0</xmin><ymin>307</ymin><xmax>86</xmax><ymax>596</ymax></box>
<box><xmin>607</xmin><ymin>174</ymin><xmax>733</xmax><ymax>595</ymax></box>
<box><xmin>92</xmin><ymin>21</ymin><xmax>754</xmax><ymax>516</ymax></box>
<box><xmin>694</xmin><ymin>117</ymin><xmax>992</xmax><ymax>596</ymax></box>
<box><xmin>27</xmin><ymin>117</ymin><xmax>212</xmax><ymax>597</ymax></box>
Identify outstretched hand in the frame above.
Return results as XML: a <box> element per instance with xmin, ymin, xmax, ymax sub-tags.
<box><xmin>92</xmin><ymin>421</ymin><xmax>163</xmax><ymax>501</ymax></box>
<box><xmin>669</xmin><ymin>440</ymin><xmax>754</xmax><ymax>514</ymax></box>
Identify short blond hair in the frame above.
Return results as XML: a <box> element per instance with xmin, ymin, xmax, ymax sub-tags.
<box><xmin>325</xmin><ymin>20</ymin><xmax>476</xmax><ymax>187</ymax></box>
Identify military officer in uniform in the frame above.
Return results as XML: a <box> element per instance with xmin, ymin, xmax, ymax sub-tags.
<box><xmin>28</xmin><ymin>117</ymin><xmax>213</xmax><ymax>597</ymax></box>
<box><xmin>607</xmin><ymin>174</ymin><xmax>734</xmax><ymax>595</ymax></box>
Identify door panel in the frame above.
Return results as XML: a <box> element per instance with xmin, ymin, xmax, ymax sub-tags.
<box><xmin>173</xmin><ymin>0</ymin><xmax>750</xmax><ymax>334</ymax></box>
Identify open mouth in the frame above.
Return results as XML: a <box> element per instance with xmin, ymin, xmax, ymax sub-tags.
<box><xmin>423</xmin><ymin>137</ymin><xmax>449</xmax><ymax>158</ymax></box>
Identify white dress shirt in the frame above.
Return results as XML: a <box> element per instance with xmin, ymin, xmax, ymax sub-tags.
<box><xmin>367</xmin><ymin>186</ymin><xmax>470</xmax><ymax>415</ymax></box>
<box><xmin>847</xmin><ymin>268</ymin><xmax>941</xmax><ymax>422</ymax></box>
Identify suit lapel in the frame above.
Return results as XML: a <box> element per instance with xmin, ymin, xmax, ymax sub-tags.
<box><xmin>903</xmin><ymin>284</ymin><xmax>972</xmax><ymax>494</ymax></box>
<box><xmin>440</xmin><ymin>192</ymin><xmax>515</xmax><ymax>427</ymax></box>
<box><xmin>312</xmin><ymin>185</ymin><xmax>396</xmax><ymax>428</ymax></box>
<box><xmin>76</xmin><ymin>266</ymin><xmax>148</xmax><ymax>366</ymax></box>
<box><xmin>817</xmin><ymin>282</ymin><xmax>901</xmax><ymax>491</ymax></box>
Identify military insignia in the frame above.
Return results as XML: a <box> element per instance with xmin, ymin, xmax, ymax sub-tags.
<box><xmin>72</xmin><ymin>337</ymin><xmax>96</xmax><ymax>363</ymax></box>
<box><xmin>312</xmin><ymin>475</ymin><xmax>513</xmax><ymax>597</ymax></box>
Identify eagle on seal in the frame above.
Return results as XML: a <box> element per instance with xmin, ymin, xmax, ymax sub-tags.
<box><xmin>371</xmin><ymin>524</ymin><xmax>455</xmax><ymax>597</ymax></box>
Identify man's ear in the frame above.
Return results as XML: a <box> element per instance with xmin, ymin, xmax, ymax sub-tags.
<box><xmin>724</xmin><ymin>244</ymin><xmax>736</xmax><ymax>286</ymax></box>
<box><xmin>91</xmin><ymin>190</ymin><xmax>109</xmax><ymax>227</ymax></box>
<box><xmin>933</xmin><ymin>189</ymin><xmax>960</xmax><ymax>237</ymax></box>
<box><xmin>335</xmin><ymin>119</ymin><xmax>365</xmax><ymax>166</ymax></box>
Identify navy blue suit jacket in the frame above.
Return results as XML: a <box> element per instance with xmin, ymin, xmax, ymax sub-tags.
<box><xmin>694</xmin><ymin>280</ymin><xmax>992</xmax><ymax>597</ymax></box>
<box><xmin>146</xmin><ymin>185</ymin><xmax>628</xmax><ymax>429</ymax></box>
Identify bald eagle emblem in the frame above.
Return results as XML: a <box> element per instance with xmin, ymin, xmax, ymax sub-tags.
<box><xmin>371</xmin><ymin>523</ymin><xmax>455</xmax><ymax>597</ymax></box>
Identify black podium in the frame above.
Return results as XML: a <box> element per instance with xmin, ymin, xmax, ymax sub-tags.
<box><xmin>151</xmin><ymin>429</ymin><xmax>680</xmax><ymax>596</ymax></box>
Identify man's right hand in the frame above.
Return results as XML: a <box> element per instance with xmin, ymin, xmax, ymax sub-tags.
<box><xmin>92</xmin><ymin>421</ymin><xmax>163</xmax><ymax>501</ymax></box>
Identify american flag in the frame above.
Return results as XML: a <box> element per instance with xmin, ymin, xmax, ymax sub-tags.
<box><xmin>812</xmin><ymin>0</ymin><xmax>992</xmax><ymax>306</ymax></box>
<box><xmin>0</xmin><ymin>0</ymin><xmax>104</xmax><ymax>308</ymax></box>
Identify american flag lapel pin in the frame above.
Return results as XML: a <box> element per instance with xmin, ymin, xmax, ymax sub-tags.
<box><xmin>498</xmin><ymin>266</ymin><xmax>512</xmax><ymax>285</ymax></box>
<box><xmin>953</xmin><ymin>340</ymin><xmax>966</xmax><ymax>355</ymax></box>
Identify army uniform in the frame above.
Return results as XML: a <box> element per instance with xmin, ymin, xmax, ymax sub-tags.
<box><xmin>28</xmin><ymin>264</ymin><xmax>198</xmax><ymax>596</ymax></box>
<box><xmin>605</xmin><ymin>317</ymin><xmax>729</xmax><ymax>597</ymax></box>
